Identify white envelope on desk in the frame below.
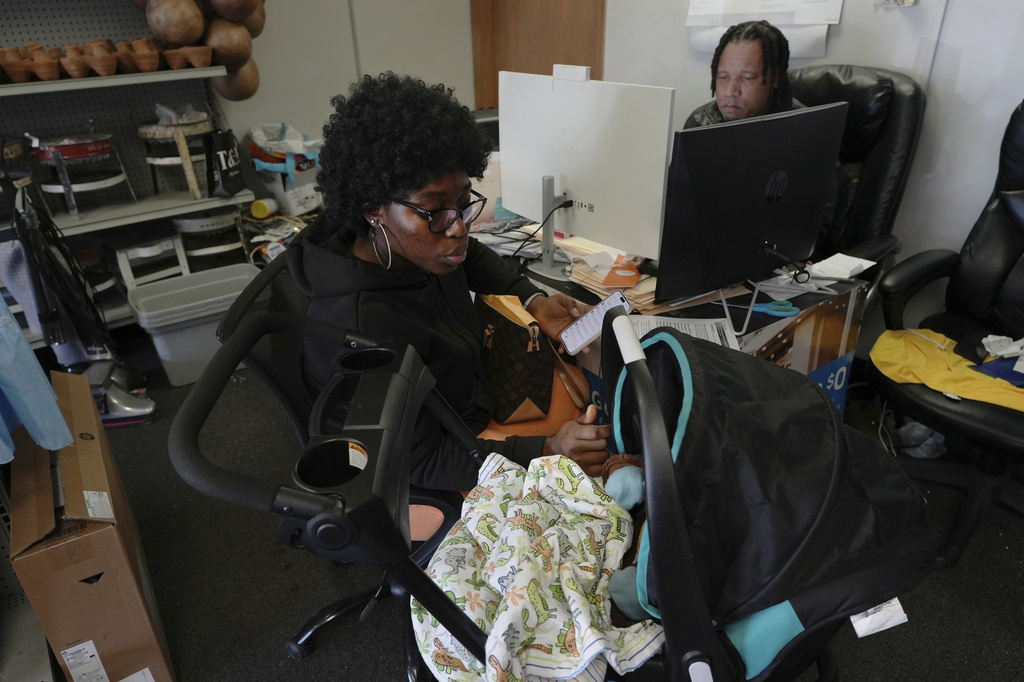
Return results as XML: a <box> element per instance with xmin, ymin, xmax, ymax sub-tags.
<box><xmin>809</xmin><ymin>253</ymin><xmax>875</xmax><ymax>279</ymax></box>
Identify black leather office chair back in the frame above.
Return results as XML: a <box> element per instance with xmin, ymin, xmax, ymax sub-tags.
<box><xmin>942</xmin><ymin>101</ymin><xmax>1024</xmax><ymax>339</ymax></box>
<box><xmin>866</xmin><ymin>98</ymin><xmax>1024</xmax><ymax>568</ymax></box>
<box><xmin>789</xmin><ymin>64</ymin><xmax>926</xmax><ymax>258</ymax></box>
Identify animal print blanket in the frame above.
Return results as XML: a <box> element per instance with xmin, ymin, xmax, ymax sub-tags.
<box><xmin>412</xmin><ymin>453</ymin><xmax>664</xmax><ymax>682</ymax></box>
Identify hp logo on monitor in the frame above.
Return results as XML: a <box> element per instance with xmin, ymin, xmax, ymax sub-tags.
<box><xmin>765</xmin><ymin>170</ymin><xmax>788</xmax><ymax>204</ymax></box>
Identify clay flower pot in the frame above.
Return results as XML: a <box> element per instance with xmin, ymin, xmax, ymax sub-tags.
<box><xmin>129</xmin><ymin>38</ymin><xmax>161</xmax><ymax>72</ymax></box>
<box><xmin>114</xmin><ymin>42</ymin><xmax>140</xmax><ymax>73</ymax></box>
<box><xmin>163</xmin><ymin>45</ymin><xmax>212</xmax><ymax>69</ymax></box>
<box><xmin>0</xmin><ymin>47</ymin><xmax>30</xmax><ymax>83</ymax></box>
<box><xmin>21</xmin><ymin>43</ymin><xmax>60</xmax><ymax>81</ymax></box>
<box><xmin>27</xmin><ymin>56</ymin><xmax>60</xmax><ymax>81</ymax></box>
<box><xmin>59</xmin><ymin>45</ymin><xmax>90</xmax><ymax>78</ymax></box>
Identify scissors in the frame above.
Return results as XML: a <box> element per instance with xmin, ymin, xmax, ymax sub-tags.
<box><xmin>752</xmin><ymin>300</ymin><xmax>800</xmax><ymax>317</ymax></box>
<box><xmin>715</xmin><ymin>299</ymin><xmax>801</xmax><ymax>317</ymax></box>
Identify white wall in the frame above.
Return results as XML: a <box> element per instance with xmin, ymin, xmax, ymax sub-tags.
<box><xmin>350</xmin><ymin>0</ymin><xmax>475</xmax><ymax>105</ymax></box>
<box><xmin>216</xmin><ymin>2</ymin><xmax>359</xmax><ymax>143</ymax></box>
<box><xmin>216</xmin><ymin>0</ymin><xmax>475</xmax><ymax>143</ymax></box>
<box><xmin>898</xmin><ymin>0</ymin><xmax>1024</xmax><ymax>256</ymax></box>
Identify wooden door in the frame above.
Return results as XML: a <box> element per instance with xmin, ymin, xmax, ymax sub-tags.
<box><xmin>471</xmin><ymin>0</ymin><xmax>606</xmax><ymax>109</ymax></box>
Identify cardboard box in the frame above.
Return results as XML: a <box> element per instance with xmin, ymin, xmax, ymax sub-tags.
<box><xmin>8</xmin><ymin>371</ymin><xmax>175</xmax><ymax>682</ymax></box>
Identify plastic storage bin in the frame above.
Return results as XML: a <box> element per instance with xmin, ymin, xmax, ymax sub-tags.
<box><xmin>128</xmin><ymin>263</ymin><xmax>259</xmax><ymax>386</ymax></box>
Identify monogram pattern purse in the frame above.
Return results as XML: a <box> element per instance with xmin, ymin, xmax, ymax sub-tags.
<box><xmin>476</xmin><ymin>294</ymin><xmax>588</xmax><ymax>424</ymax></box>
<box><xmin>476</xmin><ymin>294</ymin><xmax>555</xmax><ymax>423</ymax></box>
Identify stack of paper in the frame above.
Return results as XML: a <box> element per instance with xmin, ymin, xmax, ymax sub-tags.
<box><xmin>570</xmin><ymin>261</ymin><xmax>659</xmax><ymax>311</ymax></box>
<box><xmin>629</xmin><ymin>314</ymin><xmax>739</xmax><ymax>349</ymax></box>
<box><xmin>569</xmin><ymin>261</ymin><xmax>748</xmax><ymax>314</ymax></box>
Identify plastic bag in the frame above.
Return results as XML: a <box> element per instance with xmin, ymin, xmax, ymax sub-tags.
<box><xmin>246</xmin><ymin>123</ymin><xmax>321</xmax><ymax>190</ymax></box>
<box><xmin>247</xmin><ymin>123</ymin><xmax>322</xmax><ymax>155</ymax></box>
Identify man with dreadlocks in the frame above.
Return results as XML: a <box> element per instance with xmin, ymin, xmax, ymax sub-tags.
<box><xmin>685</xmin><ymin>20</ymin><xmax>842</xmax><ymax>254</ymax></box>
<box><xmin>685</xmin><ymin>20</ymin><xmax>802</xmax><ymax>128</ymax></box>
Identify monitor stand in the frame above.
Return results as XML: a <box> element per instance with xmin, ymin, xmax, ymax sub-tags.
<box><xmin>720</xmin><ymin>285</ymin><xmax>761</xmax><ymax>337</ymax></box>
<box><xmin>526</xmin><ymin>175</ymin><xmax>571</xmax><ymax>282</ymax></box>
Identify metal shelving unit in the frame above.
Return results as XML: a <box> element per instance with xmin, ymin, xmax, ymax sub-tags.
<box><xmin>0</xmin><ymin>65</ymin><xmax>227</xmax><ymax>97</ymax></box>
<box><xmin>1</xmin><ymin>67</ymin><xmax>254</xmax><ymax>236</ymax></box>
<box><xmin>53</xmin><ymin>188</ymin><xmax>254</xmax><ymax>237</ymax></box>
<box><xmin>1</xmin><ymin>0</ymin><xmax>256</xmax><ymax>349</ymax></box>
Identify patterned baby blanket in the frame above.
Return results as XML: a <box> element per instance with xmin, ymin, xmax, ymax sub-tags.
<box><xmin>412</xmin><ymin>453</ymin><xmax>664</xmax><ymax>681</ymax></box>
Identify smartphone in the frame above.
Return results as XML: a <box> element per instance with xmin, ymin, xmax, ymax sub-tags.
<box><xmin>559</xmin><ymin>290</ymin><xmax>633</xmax><ymax>355</ymax></box>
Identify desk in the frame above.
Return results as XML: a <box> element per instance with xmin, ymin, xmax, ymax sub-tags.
<box><xmin>524</xmin><ymin>261</ymin><xmax>867</xmax><ymax>418</ymax></box>
<box><xmin>710</xmin><ymin>281</ymin><xmax>867</xmax><ymax>412</ymax></box>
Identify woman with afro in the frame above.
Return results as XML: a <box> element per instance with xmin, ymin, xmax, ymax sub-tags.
<box><xmin>287</xmin><ymin>72</ymin><xmax>610</xmax><ymax>492</ymax></box>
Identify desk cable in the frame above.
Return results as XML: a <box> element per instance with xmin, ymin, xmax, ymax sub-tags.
<box><xmin>505</xmin><ymin>199</ymin><xmax>574</xmax><ymax>262</ymax></box>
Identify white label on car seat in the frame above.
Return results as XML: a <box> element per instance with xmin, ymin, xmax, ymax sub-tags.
<box><xmin>349</xmin><ymin>442</ymin><xmax>368</xmax><ymax>470</ymax></box>
<box><xmin>62</xmin><ymin>640</ymin><xmax>109</xmax><ymax>682</ymax></box>
<box><xmin>850</xmin><ymin>597</ymin><xmax>908</xmax><ymax>637</ymax></box>
<box><xmin>83</xmin><ymin>490</ymin><xmax>114</xmax><ymax>519</ymax></box>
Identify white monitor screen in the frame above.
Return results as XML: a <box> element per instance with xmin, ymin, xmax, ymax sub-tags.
<box><xmin>498</xmin><ymin>68</ymin><xmax>675</xmax><ymax>261</ymax></box>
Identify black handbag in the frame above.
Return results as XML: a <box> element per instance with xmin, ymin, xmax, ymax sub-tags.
<box><xmin>476</xmin><ymin>294</ymin><xmax>556</xmax><ymax>423</ymax></box>
<box><xmin>203</xmin><ymin>129</ymin><xmax>246</xmax><ymax>198</ymax></box>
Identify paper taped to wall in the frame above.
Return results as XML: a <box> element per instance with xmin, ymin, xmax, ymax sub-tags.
<box><xmin>689</xmin><ymin>24</ymin><xmax>828</xmax><ymax>58</ymax></box>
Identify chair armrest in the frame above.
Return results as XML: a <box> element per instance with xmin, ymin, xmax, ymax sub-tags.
<box><xmin>837</xmin><ymin>235</ymin><xmax>901</xmax><ymax>311</ymax></box>
<box><xmin>843</xmin><ymin>234</ymin><xmax>900</xmax><ymax>263</ymax></box>
<box><xmin>878</xmin><ymin>249</ymin><xmax>960</xmax><ymax>329</ymax></box>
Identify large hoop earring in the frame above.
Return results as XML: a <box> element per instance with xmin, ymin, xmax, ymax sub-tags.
<box><xmin>371</xmin><ymin>221</ymin><xmax>392</xmax><ymax>270</ymax></box>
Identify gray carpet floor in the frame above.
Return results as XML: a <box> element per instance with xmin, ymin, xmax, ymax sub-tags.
<box><xmin>102</xmin><ymin>333</ymin><xmax>1024</xmax><ymax>682</ymax></box>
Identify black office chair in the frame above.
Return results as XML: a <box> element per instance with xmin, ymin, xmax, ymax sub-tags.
<box><xmin>789</xmin><ymin>64</ymin><xmax>926</xmax><ymax>308</ymax></box>
<box><xmin>207</xmin><ymin>253</ymin><xmax>469</xmax><ymax>662</ymax></box>
<box><xmin>865</xmin><ymin>99</ymin><xmax>1024</xmax><ymax>569</ymax></box>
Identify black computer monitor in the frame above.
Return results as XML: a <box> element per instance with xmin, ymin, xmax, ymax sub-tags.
<box><xmin>654</xmin><ymin>102</ymin><xmax>848</xmax><ymax>302</ymax></box>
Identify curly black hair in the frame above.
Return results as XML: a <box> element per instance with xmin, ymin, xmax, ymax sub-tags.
<box><xmin>315</xmin><ymin>72</ymin><xmax>494</xmax><ymax>243</ymax></box>
<box><xmin>709</xmin><ymin>21</ymin><xmax>793</xmax><ymax>113</ymax></box>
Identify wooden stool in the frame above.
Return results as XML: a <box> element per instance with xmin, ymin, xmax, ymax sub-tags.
<box><xmin>137</xmin><ymin>120</ymin><xmax>214</xmax><ymax>200</ymax></box>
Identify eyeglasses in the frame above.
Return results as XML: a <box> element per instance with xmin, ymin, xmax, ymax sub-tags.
<box><xmin>391</xmin><ymin>190</ymin><xmax>487</xmax><ymax>233</ymax></box>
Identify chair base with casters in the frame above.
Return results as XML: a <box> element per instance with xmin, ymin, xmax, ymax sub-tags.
<box><xmin>867</xmin><ymin>362</ymin><xmax>1024</xmax><ymax>569</ymax></box>
<box><xmin>281</xmin><ymin>486</ymin><xmax>464</xmax><ymax>660</ymax></box>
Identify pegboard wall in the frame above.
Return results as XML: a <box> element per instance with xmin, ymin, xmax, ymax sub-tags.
<box><xmin>0</xmin><ymin>0</ymin><xmax>153</xmax><ymax>48</ymax></box>
<box><xmin>0</xmin><ymin>0</ymin><xmax>229</xmax><ymax>214</ymax></box>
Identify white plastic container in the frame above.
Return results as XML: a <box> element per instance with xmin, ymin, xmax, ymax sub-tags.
<box><xmin>128</xmin><ymin>264</ymin><xmax>259</xmax><ymax>386</ymax></box>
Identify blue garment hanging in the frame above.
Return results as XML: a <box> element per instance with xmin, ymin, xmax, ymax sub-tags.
<box><xmin>0</xmin><ymin>298</ymin><xmax>72</xmax><ymax>463</ymax></box>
